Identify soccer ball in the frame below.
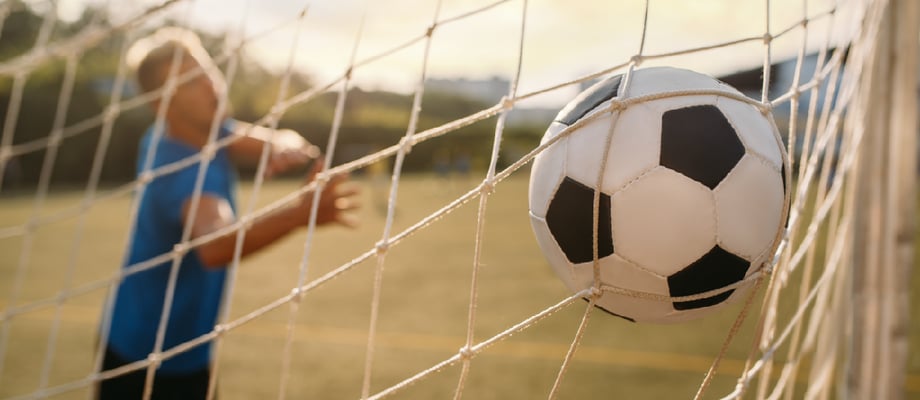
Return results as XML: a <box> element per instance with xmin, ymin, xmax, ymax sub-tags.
<box><xmin>528</xmin><ymin>67</ymin><xmax>790</xmax><ymax>324</ymax></box>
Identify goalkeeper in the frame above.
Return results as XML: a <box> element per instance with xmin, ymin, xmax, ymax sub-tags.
<box><xmin>97</xmin><ymin>27</ymin><xmax>360</xmax><ymax>400</ymax></box>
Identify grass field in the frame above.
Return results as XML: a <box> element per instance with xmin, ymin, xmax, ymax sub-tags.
<box><xmin>1</xmin><ymin>174</ymin><xmax>918</xmax><ymax>399</ymax></box>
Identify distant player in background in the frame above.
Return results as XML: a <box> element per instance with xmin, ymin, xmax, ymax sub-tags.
<box><xmin>97</xmin><ymin>27</ymin><xmax>360</xmax><ymax>400</ymax></box>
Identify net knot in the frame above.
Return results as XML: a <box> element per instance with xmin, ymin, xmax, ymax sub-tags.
<box><xmin>138</xmin><ymin>170</ymin><xmax>155</xmax><ymax>187</ymax></box>
<box><xmin>588</xmin><ymin>286</ymin><xmax>603</xmax><ymax>300</ymax></box>
<box><xmin>147</xmin><ymin>352</ymin><xmax>162</xmax><ymax>367</ymax></box>
<box><xmin>375</xmin><ymin>240</ymin><xmax>389</xmax><ymax>255</ymax></box>
<box><xmin>608</xmin><ymin>99</ymin><xmax>626</xmax><ymax>112</ymax></box>
<box><xmin>458</xmin><ymin>345</ymin><xmax>474</xmax><ymax>360</ymax></box>
<box><xmin>238</xmin><ymin>214</ymin><xmax>253</xmax><ymax>231</ymax></box>
<box><xmin>480</xmin><ymin>179</ymin><xmax>495</xmax><ymax>195</ymax></box>
<box><xmin>500</xmin><ymin>96</ymin><xmax>515</xmax><ymax>111</ymax></box>
<box><xmin>48</xmin><ymin>131</ymin><xmax>63</xmax><ymax>147</ymax></box>
<box><xmin>314</xmin><ymin>171</ymin><xmax>331</xmax><ymax>186</ymax></box>
<box><xmin>290</xmin><ymin>287</ymin><xmax>303</xmax><ymax>303</ymax></box>
<box><xmin>268</xmin><ymin>106</ymin><xmax>285</xmax><ymax>124</ymax></box>
<box><xmin>0</xmin><ymin>147</ymin><xmax>10</xmax><ymax>165</ymax></box>
<box><xmin>172</xmin><ymin>243</ymin><xmax>189</xmax><ymax>257</ymax></box>
<box><xmin>214</xmin><ymin>323</ymin><xmax>227</xmax><ymax>336</ymax></box>
<box><xmin>630</xmin><ymin>54</ymin><xmax>643</xmax><ymax>66</ymax></box>
<box><xmin>202</xmin><ymin>143</ymin><xmax>217</xmax><ymax>160</ymax></box>
<box><xmin>399</xmin><ymin>136</ymin><xmax>414</xmax><ymax>154</ymax></box>
<box><xmin>24</xmin><ymin>219</ymin><xmax>37</xmax><ymax>234</ymax></box>
<box><xmin>815</xmin><ymin>73</ymin><xmax>825</xmax><ymax>86</ymax></box>
<box><xmin>426</xmin><ymin>24</ymin><xmax>437</xmax><ymax>37</ymax></box>
<box><xmin>104</xmin><ymin>104</ymin><xmax>121</xmax><ymax>124</ymax></box>
<box><xmin>758</xmin><ymin>102</ymin><xmax>773</xmax><ymax>116</ymax></box>
<box><xmin>163</xmin><ymin>79</ymin><xmax>179</xmax><ymax>99</ymax></box>
<box><xmin>762</xmin><ymin>33</ymin><xmax>773</xmax><ymax>44</ymax></box>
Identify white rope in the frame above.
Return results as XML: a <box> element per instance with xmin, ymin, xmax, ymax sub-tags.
<box><xmin>0</xmin><ymin>0</ymin><xmax>891</xmax><ymax>399</ymax></box>
<box><xmin>0</xmin><ymin>0</ymin><xmax>63</xmax><ymax>380</ymax></box>
<box><xmin>360</xmin><ymin>1</ymin><xmax>444</xmax><ymax>397</ymax></box>
<box><xmin>204</xmin><ymin>3</ymin><xmax>252</xmax><ymax>399</ymax></box>
<box><xmin>32</xmin><ymin>51</ymin><xmax>82</xmax><ymax>391</ymax></box>
<box><xmin>142</xmin><ymin>2</ymin><xmax>213</xmax><ymax>397</ymax></box>
<box><xmin>367</xmin><ymin>290</ymin><xmax>589</xmax><ymax>400</ymax></box>
<box><xmin>264</xmin><ymin>6</ymin><xmax>318</xmax><ymax>400</ymax></box>
<box><xmin>453</xmin><ymin>1</ymin><xmax>528</xmax><ymax>398</ymax></box>
<box><xmin>32</xmin><ymin>9</ymin><xmax>117</xmax><ymax>391</ymax></box>
<box><xmin>733</xmin><ymin>2</ymin><xmax>883</xmax><ymax>397</ymax></box>
<box><xmin>0</xmin><ymin>0</ymin><xmax>182</xmax><ymax>77</ymax></box>
<box><xmin>0</xmin><ymin>3</ymin><xmax>843</xmax><ymax>240</ymax></box>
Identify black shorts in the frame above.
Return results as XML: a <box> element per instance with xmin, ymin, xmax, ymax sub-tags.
<box><xmin>97</xmin><ymin>346</ymin><xmax>215</xmax><ymax>400</ymax></box>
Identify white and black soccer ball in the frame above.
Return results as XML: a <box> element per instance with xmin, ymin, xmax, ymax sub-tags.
<box><xmin>528</xmin><ymin>66</ymin><xmax>790</xmax><ymax>324</ymax></box>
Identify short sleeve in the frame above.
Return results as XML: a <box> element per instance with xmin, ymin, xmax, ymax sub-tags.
<box><xmin>152</xmin><ymin>153</ymin><xmax>232</xmax><ymax>224</ymax></box>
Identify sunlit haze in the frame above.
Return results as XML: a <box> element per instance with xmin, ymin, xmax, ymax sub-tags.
<box><xmin>56</xmin><ymin>0</ymin><xmax>862</xmax><ymax>108</ymax></box>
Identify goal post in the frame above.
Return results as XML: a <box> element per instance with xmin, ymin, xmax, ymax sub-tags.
<box><xmin>849</xmin><ymin>0</ymin><xmax>918</xmax><ymax>399</ymax></box>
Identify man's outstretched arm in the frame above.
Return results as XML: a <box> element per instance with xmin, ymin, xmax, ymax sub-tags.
<box><xmin>184</xmin><ymin>163</ymin><xmax>359</xmax><ymax>269</ymax></box>
<box><xmin>227</xmin><ymin>121</ymin><xmax>320</xmax><ymax>178</ymax></box>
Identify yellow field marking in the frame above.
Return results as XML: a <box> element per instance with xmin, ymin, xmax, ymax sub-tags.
<box><xmin>4</xmin><ymin>301</ymin><xmax>920</xmax><ymax>392</ymax></box>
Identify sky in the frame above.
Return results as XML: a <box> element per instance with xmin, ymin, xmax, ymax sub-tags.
<box><xmin>51</xmin><ymin>0</ymin><xmax>864</xmax><ymax>108</ymax></box>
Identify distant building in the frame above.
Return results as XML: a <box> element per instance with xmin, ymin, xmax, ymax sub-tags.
<box><xmin>718</xmin><ymin>49</ymin><xmax>847</xmax><ymax>117</ymax></box>
<box><xmin>719</xmin><ymin>49</ymin><xmax>849</xmax><ymax>164</ymax></box>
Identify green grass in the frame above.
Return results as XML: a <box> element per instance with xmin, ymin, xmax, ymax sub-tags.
<box><xmin>0</xmin><ymin>174</ymin><xmax>917</xmax><ymax>399</ymax></box>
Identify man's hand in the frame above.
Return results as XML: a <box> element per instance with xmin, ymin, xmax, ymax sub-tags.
<box><xmin>229</xmin><ymin>122</ymin><xmax>320</xmax><ymax>177</ymax></box>
<box><xmin>296</xmin><ymin>159</ymin><xmax>360</xmax><ymax>228</ymax></box>
<box><xmin>264</xmin><ymin>129</ymin><xmax>321</xmax><ymax>179</ymax></box>
<box><xmin>183</xmin><ymin>159</ymin><xmax>359</xmax><ymax>269</ymax></box>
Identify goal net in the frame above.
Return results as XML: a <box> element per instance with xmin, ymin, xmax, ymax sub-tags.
<box><xmin>0</xmin><ymin>0</ymin><xmax>916</xmax><ymax>399</ymax></box>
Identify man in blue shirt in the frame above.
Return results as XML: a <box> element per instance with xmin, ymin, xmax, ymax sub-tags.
<box><xmin>98</xmin><ymin>28</ymin><xmax>360</xmax><ymax>399</ymax></box>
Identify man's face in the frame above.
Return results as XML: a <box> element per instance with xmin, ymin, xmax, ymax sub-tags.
<box><xmin>161</xmin><ymin>55</ymin><xmax>228</xmax><ymax>133</ymax></box>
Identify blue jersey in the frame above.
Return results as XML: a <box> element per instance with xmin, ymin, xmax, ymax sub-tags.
<box><xmin>107</xmin><ymin>120</ymin><xmax>237</xmax><ymax>374</ymax></box>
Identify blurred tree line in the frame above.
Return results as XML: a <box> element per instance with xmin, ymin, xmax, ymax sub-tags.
<box><xmin>0</xmin><ymin>0</ymin><xmax>543</xmax><ymax>188</ymax></box>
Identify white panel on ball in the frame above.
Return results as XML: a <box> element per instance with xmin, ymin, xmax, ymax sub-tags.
<box><xmin>611</xmin><ymin>167</ymin><xmax>717</xmax><ymax>277</ymax></box>
<box><xmin>714</xmin><ymin>155</ymin><xmax>786</xmax><ymax>261</ymax></box>
<box><xmin>624</xmin><ymin>67</ymin><xmax>736</xmax><ymax>99</ymax></box>
<box><xmin>600</xmin><ymin>103</ymin><xmax>662</xmax><ymax>192</ymax></box>
<box><xmin>591</xmin><ymin>254</ymin><xmax>672</xmax><ymax>323</ymax></box>
<box><xmin>568</xmin><ymin>259</ymin><xmax>608</xmax><ymax>298</ymax></box>
<box><xmin>716</xmin><ymin>96</ymin><xmax>784</xmax><ymax>169</ymax></box>
<box><xmin>528</xmin><ymin>123</ymin><xmax>569</xmax><ymax>218</ymax></box>
<box><xmin>563</xmin><ymin>111</ymin><xmax>617</xmax><ymax>187</ymax></box>
<box><xmin>640</xmin><ymin>95</ymin><xmax>720</xmax><ymax>115</ymax></box>
<box><xmin>529</xmin><ymin>214</ymin><xmax>580</xmax><ymax>290</ymax></box>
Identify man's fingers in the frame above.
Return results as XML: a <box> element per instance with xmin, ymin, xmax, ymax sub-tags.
<box><xmin>334</xmin><ymin>184</ymin><xmax>360</xmax><ymax>198</ymax></box>
<box><xmin>304</xmin><ymin>157</ymin><xmax>325</xmax><ymax>182</ymax></box>
<box><xmin>334</xmin><ymin>197</ymin><xmax>361</xmax><ymax>212</ymax></box>
<box><xmin>302</xmin><ymin>145</ymin><xmax>321</xmax><ymax>159</ymax></box>
<box><xmin>336</xmin><ymin>213</ymin><xmax>360</xmax><ymax>229</ymax></box>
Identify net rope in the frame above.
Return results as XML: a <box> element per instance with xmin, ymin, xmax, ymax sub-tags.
<box><xmin>0</xmin><ymin>0</ymin><xmax>894</xmax><ymax>398</ymax></box>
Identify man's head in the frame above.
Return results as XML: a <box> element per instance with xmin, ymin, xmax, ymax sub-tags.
<box><xmin>128</xmin><ymin>27</ymin><xmax>228</xmax><ymax>131</ymax></box>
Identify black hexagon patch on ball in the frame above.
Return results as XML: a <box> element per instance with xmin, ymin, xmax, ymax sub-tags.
<box><xmin>667</xmin><ymin>246</ymin><xmax>749</xmax><ymax>310</ymax></box>
<box><xmin>660</xmin><ymin>105</ymin><xmax>745</xmax><ymax>189</ymax></box>
<box><xmin>546</xmin><ymin>177</ymin><xmax>614</xmax><ymax>264</ymax></box>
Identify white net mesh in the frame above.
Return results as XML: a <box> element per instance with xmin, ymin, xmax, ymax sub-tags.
<box><xmin>0</xmin><ymin>0</ymin><xmax>915</xmax><ymax>399</ymax></box>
